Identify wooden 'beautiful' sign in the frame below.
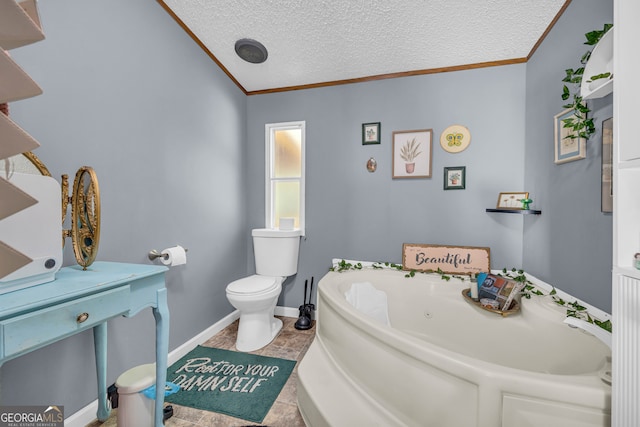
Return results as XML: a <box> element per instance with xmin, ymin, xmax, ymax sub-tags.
<box><xmin>402</xmin><ymin>243</ymin><xmax>491</xmax><ymax>275</ymax></box>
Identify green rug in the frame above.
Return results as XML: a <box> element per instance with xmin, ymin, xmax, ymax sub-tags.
<box><xmin>165</xmin><ymin>346</ymin><xmax>296</xmax><ymax>423</ymax></box>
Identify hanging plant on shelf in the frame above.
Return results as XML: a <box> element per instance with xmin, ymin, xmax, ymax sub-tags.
<box><xmin>560</xmin><ymin>23</ymin><xmax>612</xmax><ymax>141</ymax></box>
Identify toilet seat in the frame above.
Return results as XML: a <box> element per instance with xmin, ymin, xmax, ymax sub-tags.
<box><xmin>226</xmin><ymin>275</ymin><xmax>281</xmax><ymax>296</ymax></box>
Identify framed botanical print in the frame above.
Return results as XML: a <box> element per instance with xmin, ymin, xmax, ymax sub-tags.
<box><xmin>496</xmin><ymin>192</ymin><xmax>529</xmax><ymax>210</ymax></box>
<box><xmin>444</xmin><ymin>166</ymin><xmax>465</xmax><ymax>190</ymax></box>
<box><xmin>362</xmin><ymin>122</ymin><xmax>381</xmax><ymax>145</ymax></box>
<box><xmin>392</xmin><ymin>129</ymin><xmax>433</xmax><ymax>178</ymax></box>
<box><xmin>554</xmin><ymin>109</ymin><xmax>586</xmax><ymax>164</ymax></box>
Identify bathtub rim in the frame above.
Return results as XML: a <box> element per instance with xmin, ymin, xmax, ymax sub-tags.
<box><xmin>330</xmin><ymin>258</ymin><xmax>611</xmax><ymax>322</ymax></box>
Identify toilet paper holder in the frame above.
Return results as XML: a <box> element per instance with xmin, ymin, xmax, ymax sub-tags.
<box><xmin>148</xmin><ymin>247</ymin><xmax>188</xmax><ymax>261</ymax></box>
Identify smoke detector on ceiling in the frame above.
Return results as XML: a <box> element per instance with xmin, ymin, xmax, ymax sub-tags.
<box><xmin>235</xmin><ymin>38</ymin><xmax>268</xmax><ymax>64</ymax></box>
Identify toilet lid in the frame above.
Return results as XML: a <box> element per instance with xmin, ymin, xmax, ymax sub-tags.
<box><xmin>227</xmin><ymin>275</ymin><xmax>280</xmax><ymax>295</ymax></box>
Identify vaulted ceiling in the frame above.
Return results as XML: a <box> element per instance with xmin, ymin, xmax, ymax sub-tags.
<box><xmin>159</xmin><ymin>0</ymin><xmax>570</xmax><ymax>95</ymax></box>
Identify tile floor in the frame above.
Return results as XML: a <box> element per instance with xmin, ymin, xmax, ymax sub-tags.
<box><xmin>87</xmin><ymin>316</ymin><xmax>315</xmax><ymax>427</ymax></box>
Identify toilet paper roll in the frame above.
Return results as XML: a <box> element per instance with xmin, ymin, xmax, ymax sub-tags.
<box><xmin>161</xmin><ymin>245</ymin><xmax>187</xmax><ymax>266</ymax></box>
<box><xmin>279</xmin><ymin>217</ymin><xmax>295</xmax><ymax>230</ymax></box>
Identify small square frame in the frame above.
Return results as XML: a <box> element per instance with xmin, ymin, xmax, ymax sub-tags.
<box><xmin>554</xmin><ymin>109</ymin><xmax>586</xmax><ymax>164</ymax></box>
<box><xmin>496</xmin><ymin>192</ymin><xmax>529</xmax><ymax>210</ymax></box>
<box><xmin>444</xmin><ymin>166</ymin><xmax>466</xmax><ymax>190</ymax></box>
<box><xmin>362</xmin><ymin>122</ymin><xmax>381</xmax><ymax>145</ymax></box>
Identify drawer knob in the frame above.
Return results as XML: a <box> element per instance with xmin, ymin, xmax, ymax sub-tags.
<box><xmin>76</xmin><ymin>312</ymin><xmax>90</xmax><ymax>323</ymax></box>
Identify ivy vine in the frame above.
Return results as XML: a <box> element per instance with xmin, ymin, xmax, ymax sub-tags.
<box><xmin>561</xmin><ymin>23</ymin><xmax>612</xmax><ymax>141</ymax></box>
<box><xmin>330</xmin><ymin>260</ymin><xmax>611</xmax><ymax>333</ymax></box>
<box><xmin>330</xmin><ymin>260</ymin><xmax>468</xmax><ymax>280</ymax></box>
<box><xmin>498</xmin><ymin>268</ymin><xmax>611</xmax><ymax>333</ymax></box>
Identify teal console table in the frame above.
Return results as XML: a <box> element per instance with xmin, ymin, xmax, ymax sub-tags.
<box><xmin>0</xmin><ymin>261</ymin><xmax>170</xmax><ymax>426</ymax></box>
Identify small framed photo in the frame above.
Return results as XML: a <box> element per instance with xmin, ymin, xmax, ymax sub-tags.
<box><xmin>392</xmin><ymin>129</ymin><xmax>433</xmax><ymax>178</ymax></box>
<box><xmin>444</xmin><ymin>166</ymin><xmax>465</xmax><ymax>190</ymax></box>
<box><xmin>554</xmin><ymin>109</ymin><xmax>586</xmax><ymax>164</ymax></box>
<box><xmin>362</xmin><ymin>122</ymin><xmax>381</xmax><ymax>145</ymax></box>
<box><xmin>496</xmin><ymin>192</ymin><xmax>529</xmax><ymax>210</ymax></box>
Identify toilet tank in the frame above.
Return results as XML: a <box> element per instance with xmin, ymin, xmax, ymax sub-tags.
<box><xmin>252</xmin><ymin>228</ymin><xmax>301</xmax><ymax>277</ymax></box>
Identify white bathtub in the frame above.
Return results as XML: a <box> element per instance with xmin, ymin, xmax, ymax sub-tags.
<box><xmin>297</xmin><ymin>268</ymin><xmax>611</xmax><ymax>427</ymax></box>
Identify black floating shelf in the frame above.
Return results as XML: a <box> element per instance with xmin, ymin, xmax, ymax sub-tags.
<box><xmin>486</xmin><ymin>208</ymin><xmax>542</xmax><ymax>215</ymax></box>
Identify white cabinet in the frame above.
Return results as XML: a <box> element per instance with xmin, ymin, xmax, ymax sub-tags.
<box><xmin>613</xmin><ymin>0</ymin><xmax>640</xmax><ymax>270</ymax></box>
<box><xmin>612</xmin><ymin>0</ymin><xmax>640</xmax><ymax>425</ymax></box>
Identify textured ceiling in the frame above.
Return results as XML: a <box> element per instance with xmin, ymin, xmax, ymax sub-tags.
<box><xmin>161</xmin><ymin>0</ymin><xmax>569</xmax><ymax>94</ymax></box>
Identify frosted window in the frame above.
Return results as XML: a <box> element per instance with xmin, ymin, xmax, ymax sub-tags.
<box><xmin>274</xmin><ymin>129</ymin><xmax>301</xmax><ymax>178</ymax></box>
<box><xmin>273</xmin><ymin>181</ymin><xmax>300</xmax><ymax>229</ymax></box>
<box><xmin>266</xmin><ymin>121</ymin><xmax>305</xmax><ymax>234</ymax></box>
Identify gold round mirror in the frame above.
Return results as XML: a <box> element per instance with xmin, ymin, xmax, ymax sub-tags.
<box><xmin>71</xmin><ymin>166</ymin><xmax>100</xmax><ymax>269</ymax></box>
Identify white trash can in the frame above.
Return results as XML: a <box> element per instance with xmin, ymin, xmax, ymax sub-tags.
<box><xmin>115</xmin><ymin>363</ymin><xmax>156</xmax><ymax>427</ymax></box>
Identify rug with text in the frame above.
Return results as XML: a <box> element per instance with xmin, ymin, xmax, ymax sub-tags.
<box><xmin>165</xmin><ymin>345</ymin><xmax>296</xmax><ymax>423</ymax></box>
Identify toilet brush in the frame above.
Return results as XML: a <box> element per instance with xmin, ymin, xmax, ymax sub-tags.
<box><xmin>305</xmin><ymin>276</ymin><xmax>315</xmax><ymax>314</ymax></box>
<box><xmin>298</xmin><ymin>279</ymin><xmax>308</xmax><ymax>319</ymax></box>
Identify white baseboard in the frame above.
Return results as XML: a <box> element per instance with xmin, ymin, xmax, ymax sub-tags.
<box><xmin>275</xmin><ymin>305</ymin><xmax>302</xmax><ymax>318</ymax></box>
<box><xmin>64</xmin><ymin>401</ymin><xmax>99</xmax><ymax>427</ymax></box>
<box><xmin>65</xmin><ymin>307</ymin><xmax>301</xmax><ymax>427</ymax></box>
<box><xmin>277</xmin><ymin>304</ymin><xmax>317</xmax><ymax>320</ymax></box>
<box><xmin>167</xmin><ymin>310</ymin><xmax>240</xmax><ymax>365</ymax></box>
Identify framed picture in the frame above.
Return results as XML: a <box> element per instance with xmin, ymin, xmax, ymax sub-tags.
<box><xmin>496</xmin><ymin>192</ymin><xmax>529</xmax><ymax>210</ymax></box>
<box><xmin>392</xmin><ymin>129</ymin><xmax>432</xmax><ymax>178</ymax></box>
<box><xmin>444</xmin><ymin>166</ymin><xmax>465</xmax><ymax>190</ymax></box>
<box><xmin>602</xmin><ymin>117</ymin><xmax>613</xmax><ymax>212</ymax></box>
<box><xmin>554</xmin><ymin>109</ymin><xmax>586</xmax><ymax>164</ymax></box>
<box><xmin>362</xmin><ymin>122</ymin><xmax>381</xmax><ymax>145</ymax></box>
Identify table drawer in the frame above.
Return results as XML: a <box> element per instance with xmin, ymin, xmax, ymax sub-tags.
<box><xmin>1</xmin><ymin>286</ymin><xmax>130</xmax><ymax>359</ymax></box>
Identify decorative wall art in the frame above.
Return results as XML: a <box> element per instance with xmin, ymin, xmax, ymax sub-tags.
<box><xmin>366</xmin><ymin>157</ymin><xmax>377</xmax><ymax>173</ymax></box>
<box><xmin>496</xmin><ymin>192</ymin><xmax>529</xmax><ymax>210</ymax></box>
<box><xmin>402</xmin><ymin>243</ymin><xmax>491</xmax><ymax>275</ymax></box>
<box><xmin>602</xmin><ymin>117</ymin><xmax>613</xmax><ymax>212</ymax></box>
<box><xmin>362</xmin><ymin>122</ymin><xmax>381</xmax><ymax>145</ymax></box>
<box><xmin>440</xmin><ymin>125</ymin><xmax>471</xmax><ymax>153</ymax></box>
<box><xmin>443</xmin><ymin>166</ymin><xmax>466</xmax><ymax>190</ymax></box>
<box><xmin>392</xmin><ymin>129</ymin><xmax>432</xmax><ymax>178</ymax></box>
<box><xmin>554</xmin><ymin>109</ymin><xmax>586</xmax><ymax>164</ymax></box>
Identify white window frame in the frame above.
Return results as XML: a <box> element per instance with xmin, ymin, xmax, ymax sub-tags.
<box><xmin>265</xmin><ymin>121</ymin><xmax>306</xmax><ymax>235</ymax></box>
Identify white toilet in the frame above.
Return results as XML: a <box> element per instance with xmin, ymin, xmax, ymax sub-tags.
<box><xmin>226</xmin><ymin>228</ymin><xmax>301</xmax><ymax>352</ymax></box>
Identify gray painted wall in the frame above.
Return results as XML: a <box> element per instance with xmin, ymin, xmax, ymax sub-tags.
<box><xmin>524</xmin><ymin>0</ymin><xmax>613</xmax><ymax>311</ymax></box>
<box><xmin>0</xmin><ymin>0</ymin><xmax>613</xmax><ymax>419</ymax></box>
<box><xmin>247</xmin><ymin>66</ymin><xmax>528</xmax><ymax>308</ymax></box>
<box><xmin>1</xmin><ymin>0</ymin><xmax>246</xmax><ymax>415</ymax></box>
<box><xmin>248</xmin><ymin>1</ymin><xmax>613</xmax><ymax>314</ymax></box>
